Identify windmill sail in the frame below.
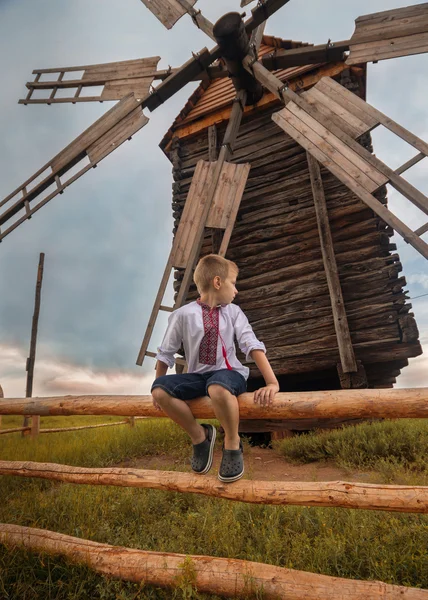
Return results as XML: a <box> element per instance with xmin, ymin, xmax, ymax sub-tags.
<box><xmin>0</xmin><ymin>95</ymin><xmax>148</xmax><ymax>241</ymax></box>
<box><xmin>21</xmin><ymin>57</ymin><xmax>161</xmax><ymax>105</ymax></box>
<box><xmin>271</xmin><ymin>77</ymin><xmax>428</xmax><ymax>260</ymax></box>
<box><xmin>347</xmin><ymin>3</ymin><xmax>428</xmax><ymax>65</ymax></box>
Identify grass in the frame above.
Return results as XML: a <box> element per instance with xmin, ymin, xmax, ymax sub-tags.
<box><xmin>273</xmin><ymin>419</ymin><xmax>428</xmax><ymax>485</ymax></box>
<box><xmin>0</xmin><ymin>417</ymin><xmax>427</xmax><ymax>599</ymax></box>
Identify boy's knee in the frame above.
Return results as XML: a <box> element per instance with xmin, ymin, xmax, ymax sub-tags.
<box><xmin>207</xmin><ymin>384</ymin><xmax>233</xmax><ymax>401</ymax></box>
<box><xmin>151</xmin><ymin>386</ymin><xmax>171</xmax><ymax>404</ymax></box>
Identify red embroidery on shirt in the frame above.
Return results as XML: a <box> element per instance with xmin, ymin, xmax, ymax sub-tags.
<box><xmin>197</xmin><ymin>299</ymin><xmax>233</xmax><ymax>369</ymax></box>
<box><xmin>198</xmin><ymin>299</ymin><xmax>219</xmax><ymax>366</ymax></box>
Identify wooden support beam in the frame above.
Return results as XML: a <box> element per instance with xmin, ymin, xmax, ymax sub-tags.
<box><xmin>307</xmin><ymin>153</ymin><xmax>357</xmax><ymax>374</ymax></box>
<box><xmin>1</xmin><ymin>525</ymin><xmax>427</xmax><ymax>599</ymax></box>
<box><xmin>415</xmin><ymin>222</ymin><xmax>428</xmax><ymax>237</ymax></box>
<box><xmin>1</xmin><ymin>461</ymin><xmax>427</xmax><ymax>513</ymax></box>
<box><xmin>261</xmin><ymin>40</ymin><xmax>350</xmax><ymax>70</ymax></box>
<box><xmin>22</xmin><ymin>253</ymin><xmax>45</xmax><ymax>438</ymax></box>
<box><xmin>1</xmin><ymin>389</ymin><xmax>427</xmax><ymax>420</ymax></box>
<box><xmin>207</xmin><ymin>124</ymin><xmax>218</xmax><ymax>162</ymax></box>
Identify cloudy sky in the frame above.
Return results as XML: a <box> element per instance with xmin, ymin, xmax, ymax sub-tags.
<box><xmin>0</xmin><ymin>0</ymin><xmax>427</xmax><ymax>398</ymax></box>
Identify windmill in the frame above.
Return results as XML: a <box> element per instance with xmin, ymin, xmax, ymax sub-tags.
<box><xmin>1</xmin><ymin>1</ymin><xmax>428</xmax><ymax>415</ymax></box>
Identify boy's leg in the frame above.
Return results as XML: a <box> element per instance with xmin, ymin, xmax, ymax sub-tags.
<box><xmin>206</xmin><ymin>384</ymin><xmax>240</xmax><ymax>450</ymax></box>
<box><xmin>152</xmin><ymin>373</ymin><xmax>217</xmax><ymax>475</ymax></box>
<box><xmin>151</xmin><ymin>387</ymin><xmax>206</xmax><ymax>445</ymax></box>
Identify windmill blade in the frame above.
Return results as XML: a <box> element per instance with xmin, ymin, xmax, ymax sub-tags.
<box><xmin>0</xmin><ymin>94</ymin><xmax>148</xmax><ymax>241</ymax></box>
<box><xmin>20</xmin><ymin>57</ymin><xmax>161</xmax><ymax>105</ymax></box>
<box><xmin>346</xmin><ymin>3</ymin><xmax>428</xmax><ymax>65</ymax></box>
<box><xmin>2</xmin><ymin>44</ymin><xmax>222</xmax><ymax>241</ymax></box>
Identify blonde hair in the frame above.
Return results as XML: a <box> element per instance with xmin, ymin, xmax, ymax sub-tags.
<box><xmin>193</xmin><ymin>254</ymin><xmax>238</xmax><ymax>293</ymax></box>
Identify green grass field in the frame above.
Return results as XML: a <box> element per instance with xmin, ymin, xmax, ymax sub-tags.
<box><xmin>0</xmin><ymin>417</ymin><xmax>427</xmax><ymax>599</ymax></box>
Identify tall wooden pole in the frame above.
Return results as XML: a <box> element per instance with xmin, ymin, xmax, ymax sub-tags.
<box><xmin>23</xmin><ymin>252</ymin><xmax>45</xmax><ymax>438</ymax></box>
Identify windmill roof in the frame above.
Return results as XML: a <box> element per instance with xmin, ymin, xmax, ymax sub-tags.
<box><xmin>160</xmin><ymin>35</ymin><xmax>327</xmax><ymax>152</ymax></box>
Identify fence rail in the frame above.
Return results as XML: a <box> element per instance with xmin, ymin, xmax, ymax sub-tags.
<box><xmin>0</xmin><ymin>417</ymin><xmax>146</xmax><ymax>436</ymax></box>
<box><xmin>1</xmin><ymin>524</ymin><xmax>426</xmax><ymax>599</ymax></box>
<box><xmin>1</xmin><ymin>460</ymin><xmax>427</xmax><ymax>513</ymax></box>
<box><xmin>1</xmin><ymin>388</ymin><xmax>427</xmax><ymax>419</ymax></box>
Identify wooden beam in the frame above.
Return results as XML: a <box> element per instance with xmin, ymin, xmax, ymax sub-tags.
<box><xmin>2</xmin><ymin>461</ymin><xmax>428</xmax><ymax>513</ymax></box>
<box><xmin>1</xmin><ymin>389</ymin><xmax>427</xmax><ymax>420</ymax></box>
<box><xmin>1</xmin><ymin>525</ymin><xmax>426</xmax><ymax>599</ymax></box>
<box><xmin>307</xmin><ymin>153</ymin><xmax>357</xmax><ymax>374</ymax></box>
<box><xmin>261</xmin><ymin>40</ymin><xmax>350</xmax><ymax>70</ymax></box>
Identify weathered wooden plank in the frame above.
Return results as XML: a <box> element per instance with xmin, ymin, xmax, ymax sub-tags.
<box><xmin>278</xmin><ymin>104</ymin><xmax>387</xmax><ymax>192</ymax></box>
<box><xmin>352</xmin><ymin>41</ymin><xmax>428</xmax><ymax>64</ymax></box>
<box><xmin>87</xmin><ymin>108</ymin><xmax>149</xmax><ymax>165</ymax></box>
<box><xmin>314</xmin><ymin>78</ymin><xmax>378</xmax><ymax>130</ymax></box>
<box><xmin>100</xmin><ymin>78</ymin><xmax>154</xmax><ymax>100</ymax></box>
<box><xmin>355</xmin><ymin>3</ymin><xmax>428</xmax><ymax>25</ymax></box>
<box><xmin>52</xmin><ymin>94</ymin><xmax>140</xmax><ymax>172</ymax></box>
<box><xmin>171</xmin><ymin>161</ymin><xmax>250</xmax><ymax>267</ymax></box>
<box><xmin>307</xmin><ymin>153</ymin><xmax>357</xmax><ymax>373</ymax></box>
<box><xmin>139</xmin><ymin>0</ymin><xmax>196</xmax><ymax>29</ymax></box>
<box><xmin>303</xmin><ymin>87</ymin><xmax>371</xmax><ymax>138</ymax></box>
<box><xmin>351</xmin><ymin>15</ymin><xmax>428</xmax><ymax>45</ymax></box>
<box><xmin>321</xmin><ymin>77</ymin><xmax>428</xmax><ymax>156</ymax></box>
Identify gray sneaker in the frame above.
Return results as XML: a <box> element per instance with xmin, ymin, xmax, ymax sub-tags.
<box><xmin>218</xmin><ymin>441</ymin><xmax>244</xmax><ymax>483</ymax></box>
<box><xmin>191</xmin><ymin>424</ymin><xmax>216</xmax><ymax>474</ymax></box>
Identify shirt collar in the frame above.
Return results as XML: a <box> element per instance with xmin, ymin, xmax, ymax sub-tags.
<box><xmin>197</xmin><ymin>298</ymin><xmax>224</xmax><ymax>310</ymax></box>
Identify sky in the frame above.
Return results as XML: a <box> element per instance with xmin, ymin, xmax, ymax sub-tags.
<box><xmin>0</xmin><ymin>0</ymin><xmax>427</xmax><ymax>398</ymax></box>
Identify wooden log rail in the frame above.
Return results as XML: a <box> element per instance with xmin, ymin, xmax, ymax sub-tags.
<box><xmin>0</xmin><ymin>419</ymin><xmax>146</xmax><ymax>436</ymax></box>
<box><xmin>0</xmin><ymin>389</ymin><xmax>427</xmax><ymax>419</ymax></box>
<box><xmin>1</xmin><ymin>525</ymin><xmax>426</xmax><ymax>599</ymax></box>
<box><xmin>1</xmin><ymin>461</ymin><xmax>427</xmax><ymax>514</ymax></box>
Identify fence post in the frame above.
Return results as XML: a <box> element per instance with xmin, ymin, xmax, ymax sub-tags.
<box><xmin>22</xmin><ymin>252</ymin><xmax>45</xmax><ymax>438</ymax></box>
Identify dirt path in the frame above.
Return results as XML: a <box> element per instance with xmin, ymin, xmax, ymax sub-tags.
<box><xmin>119</xmin><ymin>447</ymin><xmax>373</xmax><ymax>483</ymax></box>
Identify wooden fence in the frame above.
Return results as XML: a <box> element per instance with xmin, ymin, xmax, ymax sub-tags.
<box><xmin>0</xmin><ymin>417</ymin><xmax>146</xmax><ymax>437</ymax></box>
<box><xmin>1</xmin><ymin>387</ymin><xmax>428</xmax><ymax>598</ymax></box>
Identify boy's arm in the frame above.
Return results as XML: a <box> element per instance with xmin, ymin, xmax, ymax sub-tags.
<box><xmin>233</xmin><ymin>306</ymin><xmax>279</xmax><ymax>406</ymax></box>
<box><xmin>250</xmin><ymin>349</ymin><xmax>279</xmax><ymax>407</ymax></box>
<box><xmin>154</xmin><ymin>310</ymin><xmax>183</xmax><ymax>372</ymax></box>
<box><xmin>155</xmin><ymin>360</ymin><xmax>168</xmax><ymax>378</ymax></box>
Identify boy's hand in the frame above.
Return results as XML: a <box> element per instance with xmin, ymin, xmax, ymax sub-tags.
<box><xmin>152</xmin><ymin>396</ymin><xmax>161</xmax><ymax>411</ymax></box>
<box><xmin>254</xmin><ymin>382</ymin><xmax>279</xmax><ymax>407</ymax></box>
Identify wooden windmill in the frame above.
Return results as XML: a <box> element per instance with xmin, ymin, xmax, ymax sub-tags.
<box><xmin>1</xmin><ymin>1</ymin><xmax>428</xmax><ymax>425</ymax></box>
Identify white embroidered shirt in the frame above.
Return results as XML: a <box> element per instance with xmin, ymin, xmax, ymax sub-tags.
<box><xmin>155</xmin><ymin>301</ymin><xmax>266</xmax><ymax>380</ymax></box>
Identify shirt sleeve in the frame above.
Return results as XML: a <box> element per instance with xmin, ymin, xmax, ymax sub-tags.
<box><xmin>233</xmin><ymin>306</ymin><xmax>266</xmax><ymax>362</ymax></box>
<box><xmin>155</xmin><ymin>310</ymin><xmax>183</xmax><ymax>369</ymax></box>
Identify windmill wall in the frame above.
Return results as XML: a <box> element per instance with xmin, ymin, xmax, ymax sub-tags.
<box><xmin>161</xmin><ymin>56</ymin><xmax>422</xmax><ymax>427</ymax></box>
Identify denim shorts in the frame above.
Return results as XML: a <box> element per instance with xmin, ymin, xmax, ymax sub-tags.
<box><xmin>151</xmin><ymin>369</ymin><xmax>247</xmax><ymax>401</ymax></box>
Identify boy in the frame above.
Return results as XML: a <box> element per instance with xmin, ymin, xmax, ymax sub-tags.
<box><xmin>151</xmin><ymin>254</ymin><xmax>279</xmax><ymax>483</ymax></box>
